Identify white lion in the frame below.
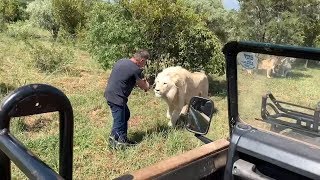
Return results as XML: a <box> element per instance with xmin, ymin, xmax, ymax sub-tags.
<box><xmin>154</xmin><ymin>66</ymin><xmax>209</xmax><ymax>126</ymax></box>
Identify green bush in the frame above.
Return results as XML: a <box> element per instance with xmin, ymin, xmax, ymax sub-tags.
<box><xmin>0</xmin><ymin>17</ymin><xmax>7</xmax><ymax>32</ymax></box>
<box><xmin>176</xmin><ymin>25</ymin><xmax>225</xmax><ymax>74</ymax></box>
<box><xmin>0</xmin><ymin>0</ymin><xmax>27</xmax><ymax>22</ymax></box>
<box><xmin>26</xmin><ymin>0</ymin><xmax>60</xmax><ymax>39</ymax></box>
<box><xmin>87</xmin><ymin>2</ymin><xmax>144</xmax><ymax>69</ymax></box>
<box><xmin>52</xmin><ymin>0</ymin><xmax>91</xmax><ymax>37</ymax></box>
<box><xmin>29</xmin><ymin>43</ymin><xmax>74</xmax><ymax>73</ymax></box>
<box><xmin>6</xmin><ymin>21</ymin><xmax>41</xmax><ymax>40</ymax></box>
<box><xmin>87</xmin><ymin>0</ymin><xmax>225</xmax><ymax>78</ymax></box>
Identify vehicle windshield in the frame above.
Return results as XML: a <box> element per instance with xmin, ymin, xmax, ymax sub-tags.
<box><xmin>237</xmin><ymin>52</ymin><xmax>320</xmax><ymax>146</ymax></box>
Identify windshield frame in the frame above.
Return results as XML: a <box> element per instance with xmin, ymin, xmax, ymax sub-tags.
<box><xmin>222</xmin><ymin>41</ymin><xmax>320</xmax><ymax>137</ymax></box>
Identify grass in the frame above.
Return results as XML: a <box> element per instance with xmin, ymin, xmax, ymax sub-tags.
<box><xmin>1</xmin><ymin>26</ymin><xmax>320</xmax><ymax>179</ymax></box>
<box><xmin>237</xmin><ymin>64</ymin><xmax>320</xmax><ymax>133</ymax></box>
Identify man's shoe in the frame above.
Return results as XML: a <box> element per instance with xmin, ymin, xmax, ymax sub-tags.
<box><xmin>108</xmin><ymin>136</ymin><xmax>137</xmax><ymax>149</ymax></box>
<box><xmin>117</xmin><ymin>136</ymin><xmax>137</xmax><ymax>147</ymax></box>
<box><xmin>108</xmin><ymin>136</ymin><xmax>118</xmax><ymax>149</ymax></box>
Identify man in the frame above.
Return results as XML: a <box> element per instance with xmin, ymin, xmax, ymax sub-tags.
<box><xmin>104</xmin><ymin>49</ymin><xmax>150</xmax><ymax>149</ymax></box>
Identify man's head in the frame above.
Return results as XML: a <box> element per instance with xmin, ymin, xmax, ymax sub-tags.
<box><xmin>131</xmin><ymin>49</ymin><xmax>150</xmax><ymax>68</ymax></box>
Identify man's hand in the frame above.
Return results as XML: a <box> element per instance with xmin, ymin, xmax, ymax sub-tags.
<box><xmin>136</xmin><ymin>79</ymin><xmax>150</xmax><ymax>92</ymax></box>
<box><xmin>142</xmin><ymin>79</ymin><xmax>150</xmax><ymax>92</ymax></box>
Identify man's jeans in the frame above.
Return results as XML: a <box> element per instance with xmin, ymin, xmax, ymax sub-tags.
<box><xmin>107</xmin><ymin>101</ymin><xmax>130</xmax><ymax>140</ymax></box>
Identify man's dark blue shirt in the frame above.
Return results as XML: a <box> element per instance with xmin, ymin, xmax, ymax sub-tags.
<box><xmin>104</xmin><ymin>59</ymin><xmax>143</xmax><ymax>106</ymax></box>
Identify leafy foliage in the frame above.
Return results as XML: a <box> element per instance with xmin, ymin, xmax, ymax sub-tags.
<box><xmin>175</xmin><ymin>25</ymin><xmax>224</xmax><ymax>73</ymax></box>
<box><xmin>236</xmin><ymin>0</ymin><xmax>320</xmax><ymax>46</ymax></box>
<box><xmin>295</xmin><ymin>0</ymin><xmax>320</xmax><ymax>47</ymax></box>
<box><xmin>26</xmin><ymin>0</ymin><xmax>59</xmax><ymax>39</ymax></box>
<box><xmin>52</xmin><ymin>0</ymin><xmax>91</xmax><ymax>37</ymax></box>
<box><xmin>87</xmin><ymin>2</ymin><xmax>144</xmax><ymax>69</ymax></box>
<box><xmin>0</xmin><ymin>16</ymin><xmax>7</xmax><ymax>32</ymax></box>
<box><xmin>6</xmin><ymin>21</ymin><xmax>41</xmax><ymax>40</ymax></box>
<box><xmin>28</xmin><ymin>42</ymin><xmax>74</xmax><ymax>73</ymax></box>
<box><xmin>87</xmin><ymin>0</ymin><xmax>225</xmax><ymax>78</ymax></box>
<box><xmin>0</xmin><ymin>0</ymin><xmax>27</xmax><ymax>22</ymax></box>
<box><xmin>186</xmin><ymin>0</ymin><xmax>231</xmax><ymax>43</ymax></box>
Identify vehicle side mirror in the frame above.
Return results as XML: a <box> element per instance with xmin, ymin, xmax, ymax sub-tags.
<box><xmin>185</xmin><ymin>96</ymin><xmax>214</xmax><ymax>135</ymax></box>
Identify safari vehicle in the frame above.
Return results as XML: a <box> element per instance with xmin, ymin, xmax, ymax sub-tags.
<box><xmin>118</xmin><ymin>41</ymin><xmax>320</xmax><ymax>180</ymax></box>
<box><xmin>0</xmin><ymin>41</ymin><xmax>320</xmax><ymax>180</ymax></box>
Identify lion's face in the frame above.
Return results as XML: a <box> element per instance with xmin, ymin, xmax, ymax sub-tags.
<box><xmin>154</xmin><ymin>75</ymin><xmax>176</xmax><ymax>98</ymax></box>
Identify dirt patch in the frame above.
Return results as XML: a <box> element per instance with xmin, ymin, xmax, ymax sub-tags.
<box><xmin>53</xmin><ymin>77</ymin><xmax>86</xmax><ymax>93</ymax></box>
<box><xmin>146</xmin><ymin>99</ymin><xmax>160</xmax><ymax>106</ymax></box>
<box><xmin>129</xmin><ymin>116</ymin><xmax>143</xmax><ymax>127</ymax></box>
<box><xmin>23</xmin><ymin>113</ymin><xmax>56</xmax><ymax>132</ymax></box>
<box><xmin>52</xmin><ymin>73</ymin><xmax>106</xmax><ymax>94</ymax></box>
<box><xmin>89</xmin><ymin>107</ymin><xmax>108</xmax><ymax>127</ymax></box>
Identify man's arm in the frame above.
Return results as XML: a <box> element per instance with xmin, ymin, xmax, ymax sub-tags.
<box><xmin>136</xmin><ymin>79</ymin><xmax>150</xmax><ymax>92</ymax></box>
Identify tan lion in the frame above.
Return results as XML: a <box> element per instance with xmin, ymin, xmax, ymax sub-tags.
<box><xmin>256</xmin><ymin>56</ymin><xmax>295</xmax><ymax>78</ymax></box>
<box><xmin>154</xmin><ymin>66</ymin><xmax>209</xmax><ymax>127</ymax></box>
<box><xmin>244</xmin><ymin>55</ymin><xmax>284</xmax><ymax>78</ymax></box>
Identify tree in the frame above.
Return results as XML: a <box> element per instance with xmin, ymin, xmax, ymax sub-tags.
<box><xmin>87</xmin><ymin>2</ymin><xmax>144</xmax><ymax>69</ymax></box>
<box><xmin>236</xmin><ymin>0</ymin><xmax>320</xmax><ymax>48</ymax></box>
<box><xmin>26</xmin><ymin>0</ymin><xmax>59</xmax><ymax>39</ymax></box>
<box><xmin>52</xmin><ymin>0</ymin><xmax>91</xmax><ymax>37</ymax></box>
<box><xmin>87</xmin><ymin>0</ymin><xmax>225</xmax><ymax>78</ymax></box>
<box><xmin>185</xmin><ymin>0</ymin><xmax>231</xmax><ymax>43</ymax></box>
<box><xmin>236</xmin><ymin>0</ymin><xmax>320</xmax><ymax>68</ymax></box>
<box><xmin>295</xmin><ymin>0</ymin><xmax>320</xmax><ymax>47</ymax></box>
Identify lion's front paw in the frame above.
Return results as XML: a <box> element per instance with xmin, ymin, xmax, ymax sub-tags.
<box><xmin>167</xmin><ymin>121</ymin><xmax>173</xmax><ymax>127</ymax></box>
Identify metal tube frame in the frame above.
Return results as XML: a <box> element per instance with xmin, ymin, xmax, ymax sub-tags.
<box><xmin>0</xmin><ymin>84</ymin><xmax>73</xmax><ymax>180</ymax></box>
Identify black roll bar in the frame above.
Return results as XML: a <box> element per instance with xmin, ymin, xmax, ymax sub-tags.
<box><xmin>0</xmin><ymin>84</ymin><xmax>73</xmax><ymax>179</ymax></box>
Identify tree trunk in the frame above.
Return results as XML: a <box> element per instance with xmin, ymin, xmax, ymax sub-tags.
<box><xmin>52</xmin><ymin>26</ymin><xmax>59</xmax><ymax>40</ymax></box>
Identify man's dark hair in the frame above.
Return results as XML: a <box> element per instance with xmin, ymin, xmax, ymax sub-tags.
<box><xmin>133</xmin><ymin>49</ymin><xmax>150</xmax><ymax>61</ymax></box>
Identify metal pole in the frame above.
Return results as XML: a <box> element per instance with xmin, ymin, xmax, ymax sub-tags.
<box><xmin>0</xmin><ymin>129</ymin><xmax>63</xmax><ymax>179</ymax></box>
<box><xmin>0</xmin><ymin>84</ymin><xmax>74</xmax><ymax>179</ymax></box>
